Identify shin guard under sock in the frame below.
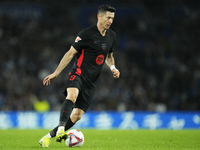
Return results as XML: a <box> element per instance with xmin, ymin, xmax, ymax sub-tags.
<box><xmin>59</xmin><ymin>99</ymin><xmax>74</xmax><ymax>126</ymax></box>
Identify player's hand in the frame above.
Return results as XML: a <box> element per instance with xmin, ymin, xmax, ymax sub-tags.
<box><xmin>43</xmin><ymin>72</ymin><xmax>58</xmax><ymax>86</ymax></box>
<box><xmin>112</xmin><ymin>69</ymin><xmax>120</xmax><ymax>79</ymax></box>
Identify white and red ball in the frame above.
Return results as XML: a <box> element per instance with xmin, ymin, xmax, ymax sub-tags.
<box><xmin>65</xmin><ymin>129</ymin><xmax>84</xmax><ymax>147</ymax></box>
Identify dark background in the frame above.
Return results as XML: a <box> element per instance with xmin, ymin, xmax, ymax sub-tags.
<box><xmin>0</xmin><ymin>0</ymin><xmax>200</xmax><ymax>111</ymax></box>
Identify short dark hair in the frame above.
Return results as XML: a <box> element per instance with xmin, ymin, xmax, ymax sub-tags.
<box><xmin>97</xmin><ymin>5</ymin><xmax>116</xmax><ymax>15</ymax></box>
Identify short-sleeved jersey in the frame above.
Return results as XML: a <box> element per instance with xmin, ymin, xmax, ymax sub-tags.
<box><xmin>70</xmin><ymin>25</ymin><xmax>116</xmax><ymax>88</ymax></box>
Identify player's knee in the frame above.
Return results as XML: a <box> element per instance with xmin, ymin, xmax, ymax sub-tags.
<box><xmin>71</xmin><ymin>113</ymin><xmax>82</xmax><ymax>123</ymax></box>
<box><xmin>76</xmin><ymin>114</ymin><xmax>82</xmax><ymax>121</ymax></box>
<box><xmin>66</xmin><ymin>93</ymin><xmax>78</xmax><ymax>103</ymax></box>
<box><xmin>75</xmin><ymin>114</ymin><xmax>82</xmax><ymax>121</ymax></box>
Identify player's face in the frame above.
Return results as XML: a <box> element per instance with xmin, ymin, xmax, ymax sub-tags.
<box><xmin>99</xmin><ymin>11</ymin><xmax>115</xmax><ymax>30</ymax></box>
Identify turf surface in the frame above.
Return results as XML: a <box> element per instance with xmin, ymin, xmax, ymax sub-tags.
<box><xmin>0</xmin><ymin>129</ymin><xmax>199</xmax><ymax>150</ymax></box>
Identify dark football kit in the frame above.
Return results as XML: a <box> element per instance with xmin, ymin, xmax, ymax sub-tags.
<box><xmin>63</xmin><ymin>25</ymin><xmax>116</xmax><ymax>112</ymax></box>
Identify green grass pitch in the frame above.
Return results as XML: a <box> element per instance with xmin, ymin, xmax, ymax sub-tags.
<box><xmin>0</xmin><ymin>129</ymin><xmax>199</xmax><ymax>150</ymax></box>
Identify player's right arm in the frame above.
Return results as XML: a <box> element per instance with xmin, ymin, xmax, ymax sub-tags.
<box><xmin>43</xmin><ymin>46</ymin><xmax>78</xmax><ymax>86</ymax></box>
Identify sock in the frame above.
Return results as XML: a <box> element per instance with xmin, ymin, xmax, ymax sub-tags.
<box><xmin>50</xmin><ymin>126</ymin><xmax>58</xmax><ymax>138</ymax></box>
<box><xmin>59</xmin><ymin>99</ymin><xmax>74</xmax><ymax>126</ymax></box>
<box><xmin>49</xmin><ymin>118</ymin><xmax>75</xmax><ymax>138</ymax></box>
<box><xmin>65</xmin><ymin>118</ymin><xmax>75</xmax><ymax>130</ymax></box>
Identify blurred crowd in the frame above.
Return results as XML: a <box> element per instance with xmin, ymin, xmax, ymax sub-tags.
<box><xmin>0</xmin><ymin>0</ymin><xmax>200</xmax><ymax>111</ymax></box>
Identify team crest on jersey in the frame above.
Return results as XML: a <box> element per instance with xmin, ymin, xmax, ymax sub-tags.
<box><xmin>101</xmin><ymin>44</ymin><xmax>107</xmax><ymax>50</ymax></box>
<box><xmin>75</xmin><ymin>36</ymin><xmax>82</xmax><ymax>43</ymax></box>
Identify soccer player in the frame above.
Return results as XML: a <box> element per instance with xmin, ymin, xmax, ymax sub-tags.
<box><xmin>39</xmin><ymin>4</ymin><xmax>120</xmax><ymax>147</ymax></box>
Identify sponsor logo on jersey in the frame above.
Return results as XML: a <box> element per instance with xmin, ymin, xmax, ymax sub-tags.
<box><xmin>101</xmin><ymin>44</ymin><xmax>107</xmax><ymax>50</ymax></box>
<box><xmin>96</xmin><ymin>54</ymin><xmax>104</xmax><ymax>65</ymax></box>
<box><xmin>75</xmin><ymin>36</ymin><xmax>82</xmax><ymax>42</ymax></box>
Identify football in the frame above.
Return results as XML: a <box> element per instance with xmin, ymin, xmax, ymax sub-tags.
<box><xmin>65</xmin><ymin>129</ymin><xmax>84</xmax><ymax>147</ymax></box>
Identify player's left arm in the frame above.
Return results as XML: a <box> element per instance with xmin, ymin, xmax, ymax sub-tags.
<box><xmin>105</xmin><ymin>52</ymin><xmax>120</xmax><ymax>79</ymax></box>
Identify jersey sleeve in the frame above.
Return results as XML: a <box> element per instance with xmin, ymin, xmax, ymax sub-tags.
<box><xmin>72</xmin><ymin>30</ymin><xmax>88</xmax><ymax>53</ymax></box>
<box><xmin>109</xmin><ymin>32</ymin><xmax>116</xmax><ymax>53</ymax></box>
